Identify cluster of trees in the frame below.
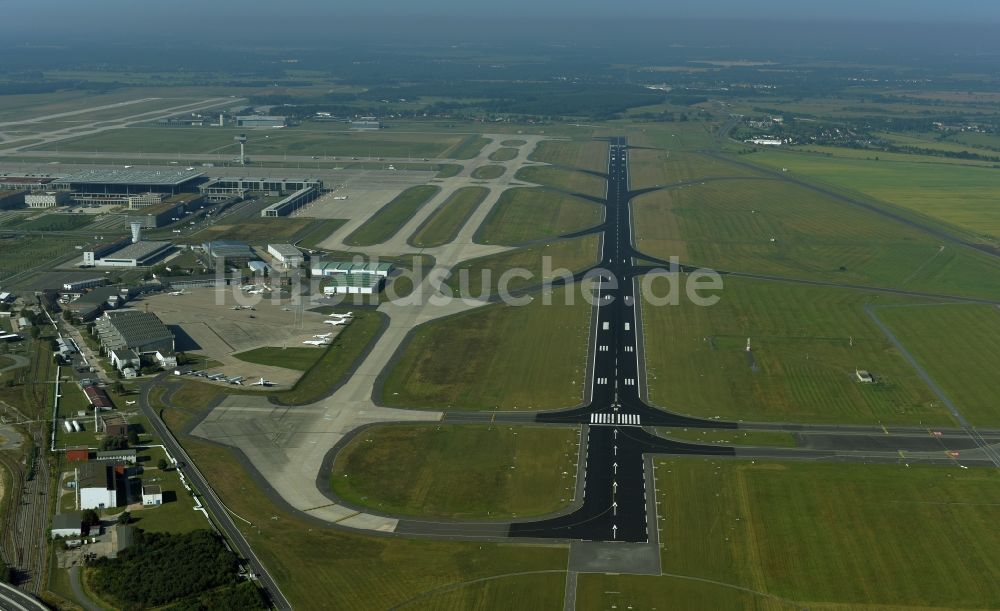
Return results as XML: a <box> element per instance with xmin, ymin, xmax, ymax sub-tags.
<box><xmin>99</xmin><ymin>435</ymin><xmax>132</xmax><ymax>451</ymax></box>
<box><xmin>88</xmin><ymin>530</ymin><xmax>263</xmax><ymax>610</ymax></box>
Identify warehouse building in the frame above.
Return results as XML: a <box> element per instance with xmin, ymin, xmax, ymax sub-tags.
<box><xmin>92</xmin><ymin>240</ymin><xmax>174</xmax><ymax>268</ymax></box>
<box><xmin>311</xmin><ymin>260</ymin><xmax>394</xmax><ymax>277</ymax></box>
<box><xmin>62</xmin><ymin>286</ymin><xmax>129</xmax><ymax>322</ymax></box>
<box><xmin>260</xmin><ymin>185</ymin><xmax>321</xmax><ymax>217</ymax></box>
<box><xmin>203</xmin><ymin>240</ymin><xmax>254</xmax><ymax>269</ymax></box>
<box><xmin>82</xmin><ymin>238</ymin><xmax>131</xmax><ymax>266</ymax></box>
<box><xmin>322</xmin><ymin>273</ymin><xmax>384</xmax><ymax>295</ymax></box>
<box><xmin>51</xmin><ymin>511</ymin><xmax>85</xmax><ymax>539</ymax></box>
<box><xmin>94</xmin><ymin>309</ymin><xmax>176</xmax><ymax>371</ymax></box>
<box><xmin>126</xmin><ymin>193</ymin><xmax>203</xmax><ymax>228</ymax></box>
<box><xmin>267</xmin><ymin>243</ymin><xmax>303</xmax><ymax>268</ymax></box>
<box><xmin>76</xmin><ymin>462</ymin><xmax>123</xmax><ymax>510</ymax></box>
<box><xmin>236</xmin><ymin>115</ymin><xmax>287</xmax><ymax>128</ymax></box>
<box><xmin>63</xmin><ymin>277</ymin><xmax>106</xmax><ymax>292</ymax></box>
<box><xmin>25</xmin><ymin>191</ymin><xmax>71</xmax><ymax>208</ymax></box>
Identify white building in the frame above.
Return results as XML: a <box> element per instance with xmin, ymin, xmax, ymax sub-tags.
<box><xmin>51</xmin><ymin>511</ymin><xmax>84</xmax><ymax>539</ymax></box>
<box><xmin>311</xmin><ymin>261</ymin><xmax>394</xmax><ymax>277</ymax></box>
<box><xmin>267</xmin><ymin>243</ymin><xmax>303</xmax><ymax>268</ymax></box>
<box><xmin>25</xmin><ymin>191</ymin><xmax>71</xmax><ymax>208</ymax></box>
<box><xmin>77</xmin><ymin>463</ymin><xmax>120</xmax><ymax>510</ymax></box>
<box><xmin>142</xmin><ymin>484</ymin><xmax>163</xmax><ymax>506</ymax></box>
<box><xmin>322</xmin><ymin>273</ymin><xmax>384</xmax><ymax>295</ymax></box>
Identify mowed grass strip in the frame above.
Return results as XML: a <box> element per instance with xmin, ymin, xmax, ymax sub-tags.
<box><xmin>500</xmin><ymin>139</ymin><xmax>528</xmax><ymax>147</ymax></box>
<box><xmin>173</xmin><ymin>435</ymin><xmax>569</xmax><ymax>610</ymax></box>
<box><xmin>471</xmin><ymin>164</ymin><xmax>506</xmax><ymax>180</ymax></box>
<box><xmin>652</xmin><ymin>458</ymin><xmax>1000</xmax><ymax>608</ymax></box>
<box><xmin>445</xmin><ymin>135</ymin><xmax>491</xmax><ymax>160</ymax></box>
<box><xmin>656</xmin><ymin>427</ymin><xmax>797</xmax><ymax>447</ymax></box>
<box><xmin>876</xmin><ymin>304</ymin><xmax>1000</xmax><ymax>427</ymax></box>
<box><xmin>488</xmin><ymin>147</ymin><xmax>519</xmax><ymax>161</ymax></box>
<box><xmin>631</xmin><ymin>178</ymin><xmax>1000</xmax><ymax>298</ymax></box>
<box><xmin>233</xmin><ymin>347</ymin><xmax>323</xmax><ymax>372</ymax></box>
<box><xmin>345</xmin><ymin>185</ymin><xmax>440</xmax><ymax>246</ymax></box>
<box><xmin>447</xmin><ymin>234</ymin><xmax>599</xmax><ymax>297</ymax></box>
<box><xmin>330</xmin><ymin>424</ymin><xmax>579</xmax><ymax>519</ymax></box>
<box><xmin>383</xmin><ymin>286</ymin><xmax>590</xmax><ymax>410</ymax></box>
<box><xmin>295</xmin><ymin>218</ymin><xmax>346</xmax><ymax>250</ymax></box>
<box><xmin>409</xmin><ymin>186</ymin><xmax>488</xmax><ymax>248</ymax></box>
<box><xmin>476</xmin><ymin>187</ymin><xmax>603</xmax><ymax>245</ymax></box>
<box><xmin>628</xmin><ymin>149</ymin><xmax>762</xmax><ymax>190</ymax></box>
<box><xmin>641</xmin><ymin>276</ymin><xmax>946</xmax><ymax>425</ymax></box>
<box><xmin>515</xmin><ymin>165</ymin><xmax>606</xmax><ymax>198</ymax></box>
<box><xmin>529</xmin><ymin>139</ymin><xmax>608</xmax><ymax>173</ymax></box>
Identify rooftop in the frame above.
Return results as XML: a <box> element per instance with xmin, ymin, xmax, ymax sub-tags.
<box><xmin>52</xmin><ymin>511</ymin><xmax>83</xmax><ymax>530</ymax></box>
<box><xmin>268</xmin><ymin>243</ymin><xmax>302</xmax><ymax>257</ymax></box>
<box><xmin>100</xmin><ymin>240</ymin><xmax>173</xmax><ymax>262</ymax></box>
<box><xmin>325</xmin><ymin>273</ymin><xmax>384</xmax><ymax>288</ymax></box>
<box><xmin>55</xmin><ymin>169</ymin><xmax>204</xmax><ymax>187</ymax></box>
<box><xmin>76</xmin><ymin>462</ymin><xmax>114</xmax><ymax>490</ymax></box>
<box><xmin>99</xmin><ymin>310</ymin><xmax>173</xmax><ymax>348</ymax></box>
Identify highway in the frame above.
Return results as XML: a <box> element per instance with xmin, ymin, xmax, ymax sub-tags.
<box><xmin>0</xmin><ymin>581</ymin><xmax>47</xmax><ymax>611</ymax></box>
<box><xmin>137</xmin><ymin>379</ymin><xmax>292</xmax><ymax>610</ymax></box>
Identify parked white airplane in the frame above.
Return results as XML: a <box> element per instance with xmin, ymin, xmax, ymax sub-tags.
<box><xmin>168</xmin><ymin>289</ymin><xmax>187</xmax><ymax>296</ymax></box>
<box><xmin>313</xmin><ymin>333</ymin><xmax>333</xmax><ymax>339</ymax></box>
<box><xmin>125</xmin><ymin>400</ymin><xmax>136</xmax><ymax>406</ymax></box>
<box><xmin>327</xmin><ymin>311</ymin><xmax>353</xmax><ymax>318</ymax></box>
<box><xmin>303</xmin><ymin>339</ymin><xmax>331</xmax><ymax>346</ymax></box>
<box><xmin>323</xmin><ymin>319</ymin><xmax>348</xmax><ymax>326</ymax></box>
<box><xmin>252</xmin><ymin>377</ymin><xmax>275</xmax><ymax>387</ymax></box>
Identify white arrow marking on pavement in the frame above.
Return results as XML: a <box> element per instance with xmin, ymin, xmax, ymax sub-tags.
<box><xmin>613</xmin><ymin>428</ymin><xmax>618</xmax><ymax>440</ymax></box>
<box><xmin>613</xmin><ymin>481</ymin><xmax>618</xmax><ymax>494</ymax></box>
<box><xmin>613</xmin><ymin>462</ymin><xmax>618</xmax><ymax>475</ymax></box>
<box><xmin>612</xmin><ymin>524</ymin><xmax>618</xmax><ymax>540</ymax></box>
<box><xmin>612</xmin><ymin>501</ymin><xmax>618</xmax><ymax>516</ymax></box>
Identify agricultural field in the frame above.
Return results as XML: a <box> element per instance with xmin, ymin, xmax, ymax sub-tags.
<box><xmin>634</xmin><ymin>458</ymin><xmax>1000</xmax><ymax>609</ymax></box>
<box><xmin>408</xmin><ymin>186</ymin><xmax>488</xmax><ymax>248</ymax></box>
<box><xmin>529</xmin><ymin>139</ymin><xmax>608</xmax><ymax>173</ymax></box>
<box><xmin>631</xmin><ymin>177</ymin><xmax>1000</xmax><ymax>300</ymax></box>
<box><xmin>345</xmin><ymin>185</ymin><xmax>440</xmax><ymax>246</ymax></box>
<box><xmin>174</xmin><ymin>435</ymin><xmax>569</xmax><ymax>610</ymax></box>
<box><xmin>329</xmin><ymin>424</ymin><xmax>579</xmax><ymax>519</ymax></box>
<box><xmin>876</xmin><ymin>303</ymin><xmax>1000</xmax><ymax>427</ymax></box>
<box><xmin>382</xmin><ymin>286</ymin><xmax>590</xmax><ymax>410</ymax></box>
<box><xmin>476</xmin><ymin>188</ymin><xmax>603</xmax><ymax>245</ymax></box>
<box><xmin>447</xmin><ymin>234</ymin><xmax>599</xmax><ymax>297</ymax></box>
<box><xmin>745</xmin><ymin>150</ymin><xmax>1000</xmax><ymax>241</ymax></box>
<box><xmin>640</xmin><ymin>276</ymin><xmax>947</xmax><ymax>425</ymax></box>
<box><xmin>471</xmin><ymin>164</ymin><xmax>506</xmax><ymax>180</ymax></box>
<box><xmin>30</xmin><ymin>126</ymin><xmax>465</xmax><ymax>158</ymax></box>
<box><xmin>515</xmin><ymin>165</ymin><xmax>606</xmax><ymax>198</ymax></box>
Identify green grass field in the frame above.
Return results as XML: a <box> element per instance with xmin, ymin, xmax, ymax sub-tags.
<box><xmin>0</xmin><ymin>235</ymin><xmax>82</xmax><ymax>280</ymax></box>
<box><xmin>2</xmin><ymin>214</ymin><xmax>94</xmax><ymax>231</ymax></box>
<box><xmin>174</xmin><ymin>435</ymin><xmax>569</xmax><ymax>610</ymax></box>
<box><xmin>444</xmin><ymin>135</ymin><xmax>490</xmax><ymax>160</ymax></box>
<box><xmin>499</xmin><ymin>139</ymin><xmax>528</xmax><ymax>147</ymax></box>
<box><xmin>631</xmin><ymin>178</ymin><xmax>1000</xmax><ymax>299</ymax></box>
<box><xmin>476</xmin><ymin>188</ymin><xmax>602</xmax><ymax>245</ymax></box>
<box><xmin>345</xmin><ymin>185</ymin><xmax>440</xmax><ymax>246</ymax></box>
<box><xmin>184</xmin><ymin>216</ymin><xmax>317</xmax><ymax>245</ymax></box>
<box><xmin>528</xmin><ymin>139</ymin><xmax>608</xmax><ymax>173</ymax></box>
<box><xmin>628</xmin><ymin>150</ymin><xmax>762</xmax><ymax>190</ymax></box>
<box><xmin>330</xmin><ymin>424</ymin><xmax>579</xmax><ymax>519</ymax></box>
<box><xmin>447</xmin><ymin>234</ymin><xmax>599</xmax><ymax>297</ymax></box>
<box><xmin>487</xmin><ymin>147</ymin><xmax>519</xmax><ymax>162</ymax></box>
<box><xmin>233</xmin><ymin>346</ymin><xmax>323</xmax><ymax>372</ymax></box>
<box><xmin>408</xmin><ymin>186</ymin><xmax>488</xmax><ymax>248</ymax></box>
<box><xmin>515</xmin><ymin>165</ymin><xmax>606</xmax><ymax>198</ymax></box>
<box><xmin>641</xmin><ymin>276</ymin><xmax>947</xmax><ymax>425</ymax></box>
<box><xmin>295</xmin><ymin>219</ymin><xmax>347</xmax><ymax>250</ymax></box>
<box><xmin>641</xmin><ymin>458</ymin><xmax>1000</xmax><ymax>609</ymax></box>
<box><xmin>383</xmin><ymin>286</ymin><xmax>590</xmax><ymax>410</ymax></box>
<box><xmin>746</xmin><ymin>150</ymin><xmax>1000</xmax><ymax>241</ymax></box>
<box><xmin>471</xmin><ymin>164</ymin><xmax>506</xmax><ymax>180</ymax></box>
<box><xmin>876</xmin><ymin>304</ymin><xmax>1000</xmax><ymax>427</ymax></box>
<box><xmin>31</xmin><ymin>126</ymin><xmax>463</xmax><ymax>158</ymax></box>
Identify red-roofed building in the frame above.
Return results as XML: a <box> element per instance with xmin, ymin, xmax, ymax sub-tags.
<box><xmin>83</xmin><ymin>385</ymin><xmax>113</xmax><ymax>410</ymax></box>
<box><xmin>66</xmin><ymin>447</ymin><xmax>90</xmax><ymax>462</ymax></box>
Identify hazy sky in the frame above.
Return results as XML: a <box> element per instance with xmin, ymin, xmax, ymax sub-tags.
<box><xmin>0</xmin><ymin>0</ymin><xmax>998</xmax><ymax>26</ymax></box>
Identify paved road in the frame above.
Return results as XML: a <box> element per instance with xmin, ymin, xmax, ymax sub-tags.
<box><xmin>0</xmin><ymin>581</ymin><xmax>47</xmax><ymax>611</ymax></box>
<box><xmin>137</xmin><ymin>379</ymin><xmax>292</xmax><ymax>610</ymax></box>
<box><xmin>68</xmin><ymin>566</ymin><xmax>104</xmax><ymax>611</ymax></box>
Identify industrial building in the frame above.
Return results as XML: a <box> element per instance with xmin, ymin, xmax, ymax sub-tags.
<box><xmin>260</xmin><ymin>185</ymin><xmax>321</xmax><ymax>217</ymax></box>
<box><xmin>92</xmin><ymin>240</ymin><xmax>174</xmax><ymax>267</ymax></box>
<box><xmin>142</xmin><ymin>485</ymin><xmax>163</xmax><ymax>506</ymax></box>
<box><xmin>100</xmin><ymin>413</ymin><xmax>129</xmax><ymax>437</ymax></box>
<box><xmin>82</xmin><ymin>238</ymin><xmax>131</xmax><ymax>266</ymax></box>
<box><xmin>322</xmin><ymin>273</ymin><xmax>384</xmax><ymax>295</ymax></box>
<box><xmin>63</xmin><ymin>277</ymin><xmax>106</xmax><ymax>292</ymax></box>
<box><xmin>203</xmin><ymin>240</ymin><xmax>254</xmax><ymax>268</ymax></box>
<box><xmin>51</xmin><ymin>512</ymin><xmax>85</xmax><ymax>539</ymax></box>
<box><xmin>126</xmin><ymin>193</ymin><xmax>203</xmax><ymax>228</ymax></box>
<box><xmin>236</xmin><ymin>115</ymin><xmax>287</xmax><ymax>128</ymax></box>
<box><xmin>93</xmin><ymin>309</ymin><xmax>176</xmax><ymax>372</ymax></box>
<box><xmin>62</xmin><ymin>286</ymin><xmax>129</xmax><ymax>321</ymax></box>
<box><xmin>25</xmin><ymin>191</ymin><xmax>71</xmax><ymax>208</ymax></box>
<box><xmin>247</xmin><ymin>260</ymin><xmax>269</xmax><ymax>275</ymax></box>
<box><xmin>52</xmin><ymin>169</ymin><xmax>205</xmax><ymax>204</ymax></box>
<box><xmin>76</xmin><ymin>462</ymin><xmax>123</xmax><ymax>510</ymax></box>
<box><xmin>267</xmin><ymin>243</ymin><xmax>304</xmax><ymax>268</ymax></box>
<box><xmin>311</xmin><ymin>260</ymin><xmax>394</xmax><ymax>277</ymax></box>
<box><xmin>163</xmin><ymin>273</ymin><xmax>241</xmax><ymax>290</ymax></box>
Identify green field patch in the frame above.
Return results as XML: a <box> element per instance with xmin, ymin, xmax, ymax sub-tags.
<box><xmin>500</xmin><ymin>139</ymin><xmax>528</xmax><ymax>147</ymax></box>
<box><xmin>577</xmin><ymin>574</ymin><xmax>789</xmax><ymax>611</ymax></box>
<box><xmin>330</xmin><ymin>424</ymin><xmax>579</xmax><ymax>519</ymax></box>
<box><xmin>471</xmin><ymin>164</ymin><xmax>506</xmax><ymax>180</ymax></box>
<box><xmin>233</xmin><ymin>347</ymin><xmax>324</xmax><ymax>372</ymax></box>
<box><xmin>345</xmin><ymin>185</ymin><xmax>440</xmax><ymax>246</ymax></box>
<box><xmin>515</xmin><ymin>165</ymin><xmax>606</xmax><ymax>198</ymax></box>
<box><xmin>4</xmin><ymin>214</ymin><xmax>94</xmax><ymax>231</ymax></box>
<box><xmin>445</xmin><ymin>135</ymin><xmax>490</xmax><ymax>160</ymax></box>
<box><xmin>641</xmin><ymin>276</ymin><xmax>946</xmax><ymax>425</ymax></box>
<box><xmin>476</xmin><ymin>187</ymin><xmax>603</xmax><ymax>245</ymax></box>
<box><xmin>447</xmin><ymin>235</ymin><xmax>599</xmax><ymax>297</ymax></box>
<box><xmin>409</xmin><ymin>187</ymin><xmax>488</xmax><ymax>248</ymax></box>
<box><xmin>295</xmin><ymin>218</ymin><xmax>347</xmax><ymax>250</ymax></box>
<box><xmin>435</xmin><ymin>163</ymin><xmax>463</xmax><ymax>178</ymax></box>
<box><xmin>383</xmin><ymin>286</ymin><xmax>590</xmax><ymax>410</ymax></box>
<box><xmin>876</xmin><ymin>304</ymin><xmax>1000</xmax><ymax>427</ymax></box>
<box><xmin>632</xmin><ymin>178</ymin><xmax>1000</xmax><ymax>299</ymax></box>
<box><xmin>0</xmin><ymin>235</ymin><xmax>81</xmax><ymax>284</ymax></box>
<box><xmin>652</xmin><ymin>458</ymin><xmax>1000</xmax><ymax>608</ymax></box>
<box><xmin>656</xmin><ymin>427</ymin><xmax>797</xmax><ymax>447</ymax></box>
<box><xmin>628</xmin><ymin>150</ymin><xmax>763</xmax><ymax>190</ymax></box>
<box><xmin>529</xmin><ymin>139</ymin><xmax>608</xmax><ymax>173</ymax></box>
<box><xmin>488</xmin><ymin>147</ymin><xmax>519</xmax><ymax>162</ymax></box>
<box><xmin>748</xmin><ymin>150</ymin><xmax>1000</xmax><ymax>241</ymax></box>
<box><xmin>185</xmin><ymin>216</ymin><xmax>316</xmax><ymax>245</ymax></box>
